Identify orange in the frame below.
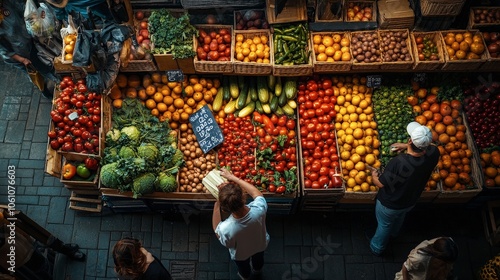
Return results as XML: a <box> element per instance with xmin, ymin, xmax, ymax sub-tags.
<box><xmin>438</xmin><ymin>133</ymin><xmax>450</xmax><ymax>144</ymax></box>
<box><xmin>145</xmin><ymin>99</ymin><xmax>156</xmax><ymax>109</ymax></box>
<box><xmin>112</xmin><ymin>99</ymin><xmax>123</xmax><ymax>109</ymax></box>
<box><xmin>157</xmin><ymin>103</ymin><xmax>167</xmax><ymax>113</ymax></box>
<box><xmin>163</xmin><ymin>96</ymin><xmax>174</xmax><ymax>106</ymax></box>
<box><xmin>446</xmin><ymin>125</ymin><xmax>457</xmax><ymax>136</ymax></box>
<box><xmin>173</xmin><ymin>98</ymin><xmax>185</xmax><ymax>109</ymax></box>
<box><xmin>322</xmin><ymin>36</ymin><xmax>334</xmax><ymax>47</ymax></box>
<box><xmin>485</xmin><ymin>167</ymin><xmax>498</xmax><ymax>179</ymax></box>
<box><xmin>153</xmin><ymin>92</ymin><xmax>163</xmax><ymax>103</ymax></box>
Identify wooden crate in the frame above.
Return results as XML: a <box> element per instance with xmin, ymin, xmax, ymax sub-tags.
<box><xmin>310</xmin><ymin>0</ymin><xmax>343</xmax><ymax>31</ymax></box>
<box><xmin>233</xmin><ymin>30</ymin><xmax>274</xmax><ymax>75</ymax></box>
<box><xmin>194</xmin><ymin>25</ymin><xmax>234</xmax><ymax>73</ymax></box>
<box><xmin>344</xmin><ymin>1</ymin><xmax>378</xmax><ymax>30</ymax></box>
<box><xmin>379</xmin><ymin>29</ymin><xmax>414</xmax><ymax>70</ymax></box>
<box><xmin>440</xmin><ymin>30</ymin><xmax>489</xmax><ymax>71</ymax></box>
<box><xmin>350</xmin><ymin>31</ymin><xmax>382</xmax><ymax>70</ymax></box>
<box><xmin>120</xmin><ymin>59</ymin><xmax>157</xmax><ymax>72</ymax></box>
<box><xmin>483</xmin><ymin>200</ymin><xmax>500</xmax><ymax>246</ymax></box>
<box><xmin>273</xmin><ymin>36</ymin><xmax>313</xmax><ymax>76</ymax></box>
<box><xmin>234</xmin><ymin>9</ymin><xmax>268</xmax><ymax>30</ymax></box>
<box><xmin>154</xmin><ymin>54</ymin><xmax>179</xmax><ymax>71</ymax></box>
<box><xmin>266</xmin><ymin>0</ymin><xmax>307</xmax><ymax>24</ymax></box>
<box><xmin>311</xmin><ymin>31</ymin><xmax>353</xmax><ymax>72</ymax></box>
<box><xmin>60</xmin><ymin>158</ymin><xmax>99</xmax><ymax>188</ymax></box>
<box><xmin>420</xmin><ymin>0</ymin><xmax>465</xmax><ymax>16</ymax></box>
<box><xmin>54</xmin><ymin>57</ymin><xmax>95</xmax><ymax>73</ymax></box>
<box><xmin>411</xmin><ymin>32</ymin><xmax>446</xmax><ymax>71</ymax></box>
<box><xmin>69</xmin><ymin>191</ymin><xmax>102</xmax><ymax>213</ymax></box>
<box><xmin>468</xmin><ymin>7</ymin><xmax>500</xmax><ymax>29</ymax></box>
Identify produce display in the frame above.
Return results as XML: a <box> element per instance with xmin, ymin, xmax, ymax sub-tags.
<box><xmin>178</xmin><ymin>127</ymin><xmax>217</xmax><ymax>193</ymax></box>
<box><xmin>480</xmin><ymin>149</ymin><xmax>500</xmax><ymax>188</ymax></box>
<box><xmin>196</xmin><ymin>27</ymin><xmax>232</xmax><ymax>62</ymax></box>
<box><xmin>345</xmin><ymin>2</ymin><xmax>374</xmax><ymax>22</ymax></box>
<box><xmin>134</xmin><ymin>11</ymin><xmax>151</xmax><ymax>50</ymax></box>
<box><xmin>234</xmin><ymin>32</ymin><xmax>271</xmax><ymax>63</ymax></box>
<box><xmin>379</xmin><ymin>30</ymin><xmax>412</xmax><ymax>62</ymax></box>
<box><xmin>312</xmin><ymin>33</ymin><xmax>352</xmax><ymax>62</ymax></box>
<box><xmin>373</xmin><ymin>84</ymin><xmax>414</xmax><ymax>167</ymax></box>
<box><xmin>100</xmin><ymin>99</ymin><xmax>184</xmax><ymax>198</ymax></box>
<box><xmin>234</xmin><ymin>10</ymin><xmax>269</xmax><ymax>30</ymax></box>
<box><xmin>472</xmin><ymin>8</ymin><xmax>500</xmax><ymax>24</ymax></box>
<box><xmin>350</xmin><ymin>31</ymin><xmax>381</xmax><ymax>63</ymax></box>
<box><xmin>442</xmin><ymin>31</ymin><xmax>486</xmax><ymax>60</ymax></box>
<box><xmin>273</xmin><ymin>23</ymin><xmax>310</xmax><ymax>65</ymax></box>
<box><xmin>333</xmin><ymin>75</ymin><xmax>380</xmax><ymax>192</ymax></box>
<box><xmin>111</xmin><ymin>73</ymin><xmax>220</xmax><ymax>130</ymax></box>
<box><xmin>409</xmin><ymin>83</ymin><xmax>475</xmax><ymax>191</ymax></box>
<box><xmin>413</xmin><ymin>34</ymin><xmax>440</xmax><ymax>61</ymax></box>
<box><xmin>62</xmin><ymin>159</ymin><xmax>99</xmax><ymax>182</ymax></box>
<box><xmin>298</xmin><ymin>77</ymin><xmax>343</xmax><ymax>189</ymax></box>
<box><xmin>148</xmin><ymin>9</ymin><xmax>198</xmax><ymax>59</ymax></box>
<box><xmin>483</xmin><ymin>32</ymin><xmax>500</xmax><ymax>58</ymax></box>
<box><xmin>48</xmin><ymin>77</ymin><xmax>101</xmax><ymax>155</ymax></box>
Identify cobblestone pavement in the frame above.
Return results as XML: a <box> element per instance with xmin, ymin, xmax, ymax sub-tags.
<box><xmin>0</xmin><ymin>61</ymin><xmax>499</xmax><ymax>280</ymax></box>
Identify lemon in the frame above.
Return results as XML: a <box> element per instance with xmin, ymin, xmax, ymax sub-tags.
<box><xmin>354</xmin><ymin>161</ymin><xmax>366</xmax><ymax>171</ymax></box>
<box><xmin>347</xmin><ymin>178</ymin><xmax>356</xmax><ymax>188</ymax></box>
<box><xmin>355</xmin><ymin>145</ymin><xmax>366</xmax><ymax>156</ymax></box>
<box><xmin>365</xmin><ymin>154</ymin><xmax>376</xmax><ymax>165</ymax></box>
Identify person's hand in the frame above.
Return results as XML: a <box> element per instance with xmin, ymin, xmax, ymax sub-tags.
<box><xmin>220</xmin><ymin>168</ymin><xmax>237</xmax><ymax>182</ymax></box>
<box><xmin>12</xmin><ymin>55</ymin><xmax>31</xmax><ymax>66</ymax></box>
<box><xmin>390</xmin><ymin>143</ymin><xmax>408</xmax><ymax>152</ymax></box>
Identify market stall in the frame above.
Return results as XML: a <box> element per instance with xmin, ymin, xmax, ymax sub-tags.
<box><xmin>45</xmin><ymin>0</ymin><xmax>500</xmax><ymax>213</ymax></box>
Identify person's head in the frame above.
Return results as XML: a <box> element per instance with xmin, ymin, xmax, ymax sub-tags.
<box><xmin>218</xmin><ymin>182</ymin><xmax>245</xmax><ymax>213</ymax></box>
<box><xmin>430</xmin><ymin>237</ymin><xmax>459</xmax><ymax>262</ymax></box>
<box><xmin>112</xmin><ymin>238</ymin><xmax>147</xmax><ymax>278</ymax></box>
<box><xmin>421</xmin><ymin>237</ymin><xmax>459</xmax><ymax>279</ymax></box>
<box><xmin>407</xmin><ymin>122</ymin><xmax>432</xmax><ymax>153</ymax></box>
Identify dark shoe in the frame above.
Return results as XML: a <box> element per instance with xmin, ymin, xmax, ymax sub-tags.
<box><xmin>63</xmin><ymin>243</ymin><xmax>86</xmax><ymax>262</ymax></box>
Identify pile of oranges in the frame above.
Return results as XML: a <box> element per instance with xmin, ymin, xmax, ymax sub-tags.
<box><xmin>234</xmin><ymin>33</ymin><xmax>271</xmax><ymax>63</ymax></box>
<box><xmin>110</xmin><ymin>73</ymin><xmax>220</xmax><ymax>131</ymax></box>
<box><xmin>334</xmin><ymin>76</ymin><xmax>381</xmax><ymax>192</ymax></box>
<box><xmin>481</xmin><ymin>150</ymin><xmax>500</xmax><ymax>188</ymax></box>
<box><xmin>443</xmin><ymin>31</ymin><xmax>486</xmax><ymax>60</ymax></box>
<box><xmin>312</xmin><ymin>33</ymin><xmax>352</xmax><ymax>62</ymax></box>
<box><xmin>410</xmin><ymin>85</ymin><xmax>474</xmax><ymax>191</ymax></box>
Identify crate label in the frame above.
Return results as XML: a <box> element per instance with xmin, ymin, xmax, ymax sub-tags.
<box><xmin>166</xmin><ymin>70</ymin><xmax>184</xmax><ymax>82</ymax></box>
<box><xmin>366</xmin><ymin>75</ymin><xmax>382</xmax><ymax>88</ymax></box>
<box><xmin>189</xmin><ymin>105</ymin><xmax>224</xmax><ymax>154</ymax></box>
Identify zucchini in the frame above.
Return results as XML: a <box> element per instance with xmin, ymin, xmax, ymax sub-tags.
<box><xmin>278</xmin><ymin>90</ymin><xmax>288</xmax><ymax>107</ymax></box>
<box><xmin>269</xmin><ymin>94</ymin><xmax>278</xmax><ymax>112</ymax></box>
<box><xmin>262</xmin><ymin>103</ymin><xmax>271</xmax><ymax>114</ymax></box>
<box><xmin>249</xmin><ymin>82</ymin><xmax>258</xmax><ymax>102</ymax></box>
<box><xmin>236</xmin><ymin>83</ymin><xmax>249</xmax><ymax>110</ymax></box>
<box><xmin>275</xmin><ymin>76</ymin><xmax>282</xmax><ymax>96</ymax></box>
<box><xmin>223</xmin><ymin>76</ymin><xmax>231</xmax><ymax>101</ymax></box>
<box><xmin>229</xmin><ymin>76</ymin><xmax>239</xmax><ymax>99</ymax></box>
<box><xmin>212</xmin><ymin>87</ymin><xmax>224</xmax><ymax>112</ymax></box>
<box><xmin>238</xmin><ymin>102</ymin><xmax>255</xmax><ymax>118</ymax></box>
<box><xmin>257</xmin><ymin>77</ymin><xmax>269</xmax><ymax>103</ymax></box>
<box><xmin>224</xmin><ymin>99</ymin><xmax>237</xmax><ymax>114</ymax></box>
<box><xmin>281</xmin><ymin>104</ymin><xmax>295</xmax><ymax>116</ymax></box>
<box><xmin>287</xmin><ymin>99</ymin><xmax>297</xmax><ymax>109</ymax></box>
<box><xmin>268</xmin><ymin>75</ymin><xmax>276</xmax><ymax>90</ymax></box>
<box><xmin>275</xmin><ymin>106</ymin><xmax>284</xmax><ymax>116</ymax></box>
<box><xmin>255</xmin><ymin>100</ymin><xmax>264</xmax><ymax>114</ymax></box>
<box><xmin>284</xmin><ymin>78</ymin><xmax>297</xmax><ymax>99</ymax></box>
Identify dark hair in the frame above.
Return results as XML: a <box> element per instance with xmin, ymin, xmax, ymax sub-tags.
<box><xmin>218</xmin><ymin>183</ymin><xmax>245</xmax><ymax>213</ymax></box>
<box><xmin>113</xmin><ymin>238</ymin><xmax>147</xmax><ymax>278</ymax></box>
<box><xmin>410</xmin><ymin>142</ymin><xmax>425</xmax><ymax>153</ymax></box>
<box><xmin>419</xmin><ymin>237</ymin><xmax>458</xmax><ymax>279</ymax></box>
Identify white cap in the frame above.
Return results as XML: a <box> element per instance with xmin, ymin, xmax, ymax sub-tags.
<box><xmin>407</xmin><ymin>122</ymin><xmax>432</xmax><ymax>149</ymax></box>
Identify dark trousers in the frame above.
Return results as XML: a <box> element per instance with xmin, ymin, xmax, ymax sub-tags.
<box><xmin>234</xmin><ymin>251</ymin><xmax>264</xmax><ymax>278</ymax></box>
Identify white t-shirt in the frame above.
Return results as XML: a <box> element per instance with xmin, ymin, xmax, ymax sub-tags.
<box><xmin>215</xmin><ymin>196</ymin><xmax>270</xmax><ymax>260</ymax></box>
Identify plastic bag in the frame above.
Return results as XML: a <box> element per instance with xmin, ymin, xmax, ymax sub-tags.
<box><xmin>72</xmin><ymin>28</ymin><xmax>100</xmax><ymax>67</ymax></box>
<box><xmin>24</xmin><ymin>0</ymin><xmax>58</xmax><ymax>37</ymax></box>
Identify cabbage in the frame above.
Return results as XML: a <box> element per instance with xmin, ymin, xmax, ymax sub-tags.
<box><xmin>132</xmin><ymin>173</ymin><xmax>156</xmax><ymax>198</ymax></box>
<box><xmin>121</xmin><ymin>126</ymin><xmax>140</xmax><ymax>142</ymax></box>
<box><xmin>119</xmin><ymin>146</ymin><xmax>136</xmax><ymax>158</ymax></box>
<box><xmin>106</xmin><ymin>128</ymin><xmax>121</xmax><ymax>141</ymax></box>
<box><xmin>155</xmin><ymin>172</ymin><xmax>177</xmax><ymax>193</ymax></box>
<box><xmin>137</xmin><ymin>143</ymin><xmax>158</xmax><ymax>162</ymax></box>
<box><xmin>100</xmin><ymin>163</ymin><xmax>120</xmax><ymax>188</ymax></box>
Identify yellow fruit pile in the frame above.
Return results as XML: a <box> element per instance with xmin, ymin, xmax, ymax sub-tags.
<box><xmin>110</xmin><ymin>73</ymin><xmax>220</xmax><ymax>131</ymax></box>
<box><xmin>443</xmin><ymin>31</ymin><xmax>486</xmax><ymax>60</ymax></box>
<box><xmin>234</xmin><ymin>33</ymin><xmax>271</xmax><ymax>63</ymax></box>
<box><xmin>334</xmin><ymin>76</ymin><xmax>381</xmax><ymax>192</ymax></box>
<box><xmin>63</xmin><ymin>34</ymin><xmax>77</xmax><ymax>61</ymax></box>
<box><xmin>312</xmin><ymin>33</ymin><xmax>351</xmax><ymax>62</ymax></box>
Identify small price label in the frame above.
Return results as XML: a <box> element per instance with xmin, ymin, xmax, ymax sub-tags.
<box><xmin>366</xmin><ymin>75</ymin><xmax>382</xmax><ymax>88</ymax></box>
<box><xmin>166</xmin><ymin>70</ymin><xmax>184</xmax><ymax>82</ymax></box>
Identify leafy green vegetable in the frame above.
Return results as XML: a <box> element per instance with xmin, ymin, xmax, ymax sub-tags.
<box><xmin>100</xmin><ymin>162</ymin><xmax>121</xmax><ymax>188</ymax></box>
<box><xmin>137</xmin><ymin>143</ymin><xmax>159</xmax><ymax>162</ymax></box>
<box><xmin>121</xmin><ymin>126</ymin><xmax>141</xmax><ymax>142</ymax></box>
<box><xmin>155</xmin><ymin>172</ymin><xmax>177</xmax><ymax>193</ymax></box>
<box><xmin>132</xmin><ymin>173</ymin><xmax>156</xmax><ymax>198</ymax></box>
<box><xmin>148</xmin><ymin>10</ymin><xmax>198</xmax><ymax>59</ymax></box>
<box><xmin>119</xmin><ymin>146</ymin><xmax>136</xmax><ymax>158</ymax></box>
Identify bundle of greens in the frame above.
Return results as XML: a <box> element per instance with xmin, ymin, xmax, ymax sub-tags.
<box><xmin>148</xmin><ymin>10</ymin><xmax>198</xmax><ymax>59</ymax></box>
<box><xmin>100</xmin><ymin>99</ymin><xmax>184</xmax><ymax>198</ymax></box>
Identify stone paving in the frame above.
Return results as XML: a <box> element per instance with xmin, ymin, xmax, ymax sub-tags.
<box><xmin>1</xmin><ymin>61</ymin><xmax>499</xmax><ymax>280</ymax></box>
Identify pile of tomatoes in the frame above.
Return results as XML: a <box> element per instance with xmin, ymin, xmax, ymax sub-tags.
<box><xmin>298</xmin><ymin>76</ymin><xmax>343</xmax><ymax>189</ymax></box>
<box><xmin>48</xmin><ymin>77</ymin><xmax>101</xmax><ymax>155</ymax></box>
<box><xmin>217</xmin><ymin>114</ymin><xmax>257</xmax><ymax>180</ymax></box>
<box><xmin>196</xmin><ymin>28</ymin><xmax>232</xmax><ymax>61</ymax></box>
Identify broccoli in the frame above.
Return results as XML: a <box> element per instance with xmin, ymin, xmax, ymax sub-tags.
<box><xmin>132</xmin><ymin>173</ymin><xmax>156</xmax><ymax>198</ymax></box>
<box><xmin>119</xmin><ymin>146</ymin><xmax>136</xmax><ymax>158</ymax></box>
<box><xmin>121</xmin><ymin>126</ymin><xmax>140</xmax><ymax>142</ymax></box>
<box><xmin>155</xmin><ymin>172</ymin><xmax>177</xmax><ymax>193</ymax></box>
<box><xmin>100</xmin><ymin>163</ymin><xmax>121</xmax><ymax>188</ymax></box>
<box><xmin>137</xmin><ymin>143</ymin><xmax>158</xmax><ymax>162</ymax></box>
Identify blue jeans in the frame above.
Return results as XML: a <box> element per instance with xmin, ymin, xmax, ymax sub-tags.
<box><xmin>370</xmin><ymin>199</ymin><xmax>414</xmax><ymax>255</ymax></box>
<box><xmin>234</xmin><ymin>251</ymin><xmax>264</xmax><ymax>278</ymax></box>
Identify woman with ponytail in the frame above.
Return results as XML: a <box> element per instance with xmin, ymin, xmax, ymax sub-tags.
<box><xmin>112</xmin><ymin>238</ymin><xmax>172</xmax><ymax>280</ymax></box>
<box><xmin>395</xmin><ymin>237</ymin><xmax>458</xmax><ymax>280</ymax></box>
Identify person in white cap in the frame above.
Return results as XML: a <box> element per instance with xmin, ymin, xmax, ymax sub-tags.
<box><xmin>368</xmin><ymin>121</ymin><xmax>440</xmax><ymax>257</ymax></box>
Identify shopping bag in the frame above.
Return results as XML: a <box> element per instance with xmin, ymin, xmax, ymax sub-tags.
<box><xmin>26</xmin><ymin>64</ymin><xmax>45</xmax><ymax>92</ymax></box>
<box><xmin>24</xmin><ymin>0</ymin><xmax>58</xmax><ymax>37</ymax></box>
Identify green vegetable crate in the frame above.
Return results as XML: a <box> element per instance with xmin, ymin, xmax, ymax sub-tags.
<box><xmin>272</xmin><ymin>24</ymin><xmax>313</xmax><ymax>76</ymax></box>
<box><xmin>410</xmin><ymin>31</ymin><xmax>445</xmax><ymax>71</ymax></box>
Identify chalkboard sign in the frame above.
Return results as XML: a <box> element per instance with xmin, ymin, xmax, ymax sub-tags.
<box><xmin>189</xmin><ymin>105</ymin><xmax>224</xmax><ymax>154</ymax></box>
<box><xmin>366</xmin><ymin>75</ymin><xmax>382</xmax><ymax>88</ymax></box>
<box><xmin>166</xmin><ymin>70</ymin><xmax>184</xmax><ymax>82</ymax></box>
